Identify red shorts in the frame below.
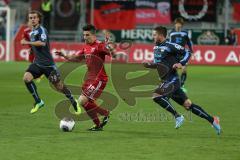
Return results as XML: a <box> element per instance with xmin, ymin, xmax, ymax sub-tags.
<box><xmin>82</xmin><ymin>79</ymin><xmax>107</xmax><ymax>100</ymax></box>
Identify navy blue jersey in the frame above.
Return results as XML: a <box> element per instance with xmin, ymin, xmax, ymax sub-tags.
<box><xmin>169</xmin><ymin>29</ymin><xmax>193</xmax><ymax>52</ymax></box>
<box><xmin>30</xmin><ymin>25</ymin><xmax>54</xmax><ymax>66</ymax></box>
<box><xmin>152</xmin><ymin>40</ymin><xmax>191</xmax><ymax>81</ymax></box>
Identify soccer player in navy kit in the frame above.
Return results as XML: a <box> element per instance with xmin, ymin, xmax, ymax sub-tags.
<box><xmin>21</xmin><ymin>10</ymin><xmax>81</xmax><ymax>114</ymax></box>
<box><xmin>143</xmin><ymin>26</ymin><xmax>221</xmax><ymax>135</ymax></box>
<box><xmin>169</xmin><ymin>18</ymin><xmax>193</xmax><ymax>92</ymax></box>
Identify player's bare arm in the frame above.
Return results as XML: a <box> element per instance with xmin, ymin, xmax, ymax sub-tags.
<box><xmin>106</xmin><ymin>42</ymin><xmax>117</xmax><ymax>58</ymax></box>
<box><xmin>103</xmin><ymin>30</ymin><xmax>118</xmax><ymax>58</ymax></box>
<box><xmin>55</xmin><ymin>50</ymin><xmax>83</xmax><ymax>62</ymax></box>
<box><xmin>21</xmin><ymin>39</ymin><xmax>46</xmax><ymax>46</ymax></box>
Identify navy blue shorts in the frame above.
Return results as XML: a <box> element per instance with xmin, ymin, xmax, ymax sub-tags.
<box><xmin>26</xmin><ymin>63</ymin><xmax>61</xmax><ymax>83</ymax></box>
<box><xmin>154</xmin><ymin>79</ymin><xmax>188</xmax><ymax>105</ymax></box>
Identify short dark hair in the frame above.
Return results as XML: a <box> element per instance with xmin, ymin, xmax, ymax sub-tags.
<box><xmin>154</xmin><ymin>26</ymin><xmax>167</xmax><ymax>38</ymax></box>
<box><xmin>28</xmin><ymin>10</ymin><xmax>42</xmax><ymax>23</ymax></box>
<box><xmin>174</xmin><ymin>17</ymin><xmax>184</xmax><ymax>25</ymax></box>
<box><xmin>82</xmin><ymin>24</ymin><xmax>96</xmax><ymax>34</ymax></box>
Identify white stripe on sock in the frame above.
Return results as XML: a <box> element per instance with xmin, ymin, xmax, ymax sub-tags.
<box><xmin>194</xmin><ymin>107</ymin><xmax>208</xmax><ymax>118</ymax></box>
<box><xmin>162</xmin><ymin>97</ymin><xmax>175</xmax><ymax>111</ymax></box>
<box><xmin>30</xmin><ymin>83</ymin><xmax>39</xmax><ymax>99</ymax></box>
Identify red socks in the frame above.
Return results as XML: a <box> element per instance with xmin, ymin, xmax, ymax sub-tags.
<box><xmin>83</xmin><ymin>102</ymin><xmax>109</xmax><ymax>127</ymax></box>
<box><xmin>90</xmin><ymin>102</ymin><xmax>109</xmax><ymax>116</ymax></box>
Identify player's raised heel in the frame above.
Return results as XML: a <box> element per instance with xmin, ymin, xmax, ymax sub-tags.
<box><xmin>212</xmin><ymin>116</ymin><xmax>221</xmax><ymax>135</ymax></box>
<box><xmin>30</xmin><ymin>100</ymin><xmax>44</xmax><ymax>114</ymax></box>
<box><xmin>74</xmin><ymin>99</ymin><xmax>81</xmax><ymax>115</ymax></box>
<box><xmin>88</xmin><ymin>125</ymin><xmax>103</xmax><ymax>131</ymax></box>
<box><xmin>100</xmin><ymin>113</ymin><xmax>111</xmax><ymax>128</ymax></box>
<box><xmin>175</xmin><ymin>115</ymin><xmax>184</xmax><ymax>129</ymax></box>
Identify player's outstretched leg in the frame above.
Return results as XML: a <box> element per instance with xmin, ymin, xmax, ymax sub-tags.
<box><xmin>61</xmin><ymin>85</ymin><xmax>81</xmax><ymax>115</ymax></box>
<box><xmin>180</xmin><ymin>73</ymin><xmax>187</xmax><ymax>87</ymax></box>
<box><xmin>153</xmin><ymin>95</ymin><xmax>184</xmax><ymax>129</ymax></box>
<box><xmin>180</xmin><ymin>67</ymin><xmax>187</xmax><ymax>92</ymax></box>
<box><xmin>87</xmin><ymin>101</ymin><xmax>110</xmax><ymax>128</ymax></box>
<box><xmin>23</xmin><ymin>72</ymin><xmax>44</xmax><ymax>114</ymax></box>
<box><xmin>58</xmin><ymin>85</ymin><xmax>81</xmax><ymax>115</ymax></box>
<box><xmin>183</xmin><ymin>100</ymin><xmax>221</xmax><ymax>135</ymax></box>
<box><xmin>84</xmin><ymin>102</ymin><xmax>103</xmax><ymax>131</ymax></box>
<box><xmin>49</xmin><ymin>72</ymin><xmax>81</xmax><ymax>115</ymax></box>
<box><xmin>78</xmin><ymin>95</ymin><xmax>103</xmax><ymax>131</ymax></box>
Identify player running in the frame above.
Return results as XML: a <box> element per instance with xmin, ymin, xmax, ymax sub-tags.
<box><xmin>169</xmin><ymin>18</ymin><xmax>193</xmax><ymax>92</ymax></box>
<box><xmin>21</xmin><ymin>10</ymin><xmax>81</xmax><ymax>115</ymax></box>
<box><xmin>56</xmin><ymin>24</ymin><xmax>116</xmax><ymax>131</ymax></box>
<box><xmin>143</xmin><ymin>26</ymin><xmax>221</xmax><ymax>135</ymax></box>
<box><xmin>22</xmin><ymin>21</ymin><xmax>44</xmax><ymax>83</ymax></box>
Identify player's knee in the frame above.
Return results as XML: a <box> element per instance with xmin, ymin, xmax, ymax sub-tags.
<box><xmin>152</xmin><ymin>94</ymin><xmax>166</xmax><ymax>106</ymax></box>
<box><xmin>182</xmin><ymin>66</ymin><xmax>187</xmax><ymax>73</ymax></box>
<box><xmin>78</xmin><ymin>95</ymin><xmax>89</xmax><ymax>106</ymax></box>
<box><xmin>54</xmin><ymin>82</ymin><xmax>64</xmax><ymax>90</ymax></box>
<box><xmin>183</xmin><ymin>99</ymin><xmax>192</xmax><ymax>110</ymax></box>
<box><xmin>152</xmin><ymin>93</ymin><xmax>162</xmax><ymax>103</ymax></box>
<box><xmin>48</xmin><ymin>71</ymin><xmax>61</xmax><ymax>84</ymax></box>
<box><xmin>23</xmin><ymin>72</ymin><xmax>33</xmax><ymax>83</ymax></box>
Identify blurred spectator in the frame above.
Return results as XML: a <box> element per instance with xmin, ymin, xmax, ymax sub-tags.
<box><xmin>225</xmin><ymin>28</ymin><xmax>238</xmax><ymax>46</ymax></box>
<box><xmin>0</xmin><ymin>17</ymin><xmax>5</xmax><ymax>40</ymax></box>
<box><xmin>0</xmin><ymin>0</ymin><xmax>9</xmax><ymax>6</ymax></box>
<box><xmin>40</xmin><ymin>0</ymin><xmax>52</xmax><ymax>32</ymax></box>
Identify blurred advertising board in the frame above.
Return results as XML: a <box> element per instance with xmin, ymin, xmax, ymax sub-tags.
<box><xmin>13</xmin><ymin>42</ymin><xmax>240</xmax><ymax>66</ymax></box>
<box><xmin>97</xmin><ymin>29</ymin><xmax>225</xmax><ymax>45</ymax></box>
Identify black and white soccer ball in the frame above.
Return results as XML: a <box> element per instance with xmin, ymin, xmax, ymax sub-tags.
<box><xmin>59</xmin><ymin>117</ymin><xmax>75</xmax><ymax>132</ymax></box>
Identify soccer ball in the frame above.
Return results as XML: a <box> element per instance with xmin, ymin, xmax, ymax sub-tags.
<box><xmin>59</xmin><ymin>117</ymin><xmax>75</xmax><ymax>132</ymax></box>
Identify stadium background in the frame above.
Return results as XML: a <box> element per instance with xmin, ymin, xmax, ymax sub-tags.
<box><xmin>0</xmin><ymin>1</ymin><xmax>240</xmax><ymax>160</ymax></box>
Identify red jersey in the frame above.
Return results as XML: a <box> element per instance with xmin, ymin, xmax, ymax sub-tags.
<box><xmin>78</xmin><ymin>40</ymin><xmax>110</xmax><ymax>82</ymax></box>
<box><xmin>23</xmin><ymin>27</ymin><xmax>35</xmax><ymax>62</ymax></box>
<box><xmin>23</xmin><ymin>27</ymin><xmax>31</xmax><ymax>41</ymax></box>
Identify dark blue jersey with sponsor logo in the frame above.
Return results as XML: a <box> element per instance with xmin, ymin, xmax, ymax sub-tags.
<box><xmin>30</xmin><ymin>25</ymin><xmax>54</xmax><ymax>66</ymax></box>
<box><xmin>152</xmin><ymin>40</ymin><xmax>191</xmax><ymax>81</ymax></box>
<box><xmin>169</xmin><ymin>29</ymin><xmax>193</xmax><ymax>52</ymax></box>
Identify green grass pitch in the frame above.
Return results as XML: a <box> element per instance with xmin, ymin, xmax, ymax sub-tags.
<box><xmin>0</xmin><ymin>62</ymin><xmax>239</xmax><ymax>160</ymax></box>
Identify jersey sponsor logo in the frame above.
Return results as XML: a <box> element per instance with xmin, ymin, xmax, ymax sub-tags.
<box><xmin>153</xmin><ymin>46</ymin><xmax>168</xmax><ymax>50</ymax></box>
<box><xmin>174</xmin><ymin>44</ymin><xmax>184</xmax><ymax>50</ymax></box>
<box><xmin>31</xmin><ymin>30</ymin><xmax>39</xmax><ymax>36</ymax></box>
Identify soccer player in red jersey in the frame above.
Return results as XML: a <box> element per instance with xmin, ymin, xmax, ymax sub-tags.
<box><xmin>56</xmin><ymin>24</ymin><xmax>116</xmax><ymax>131</ymax></box>
<box><xmin>22</xmin><ymin>23</ymin><xmax>35</xmax><ymax>62</ymax></box>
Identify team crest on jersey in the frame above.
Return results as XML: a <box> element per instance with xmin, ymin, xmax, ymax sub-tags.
<box><xmin>41</xmin><ymin>34</ymin><xmax>47</xmax><ymax>40</ymax></box>
<box><xmin>154</xmin><ymin>46</ymin><xmax>167</xmax><ymax>52</ymax></box>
